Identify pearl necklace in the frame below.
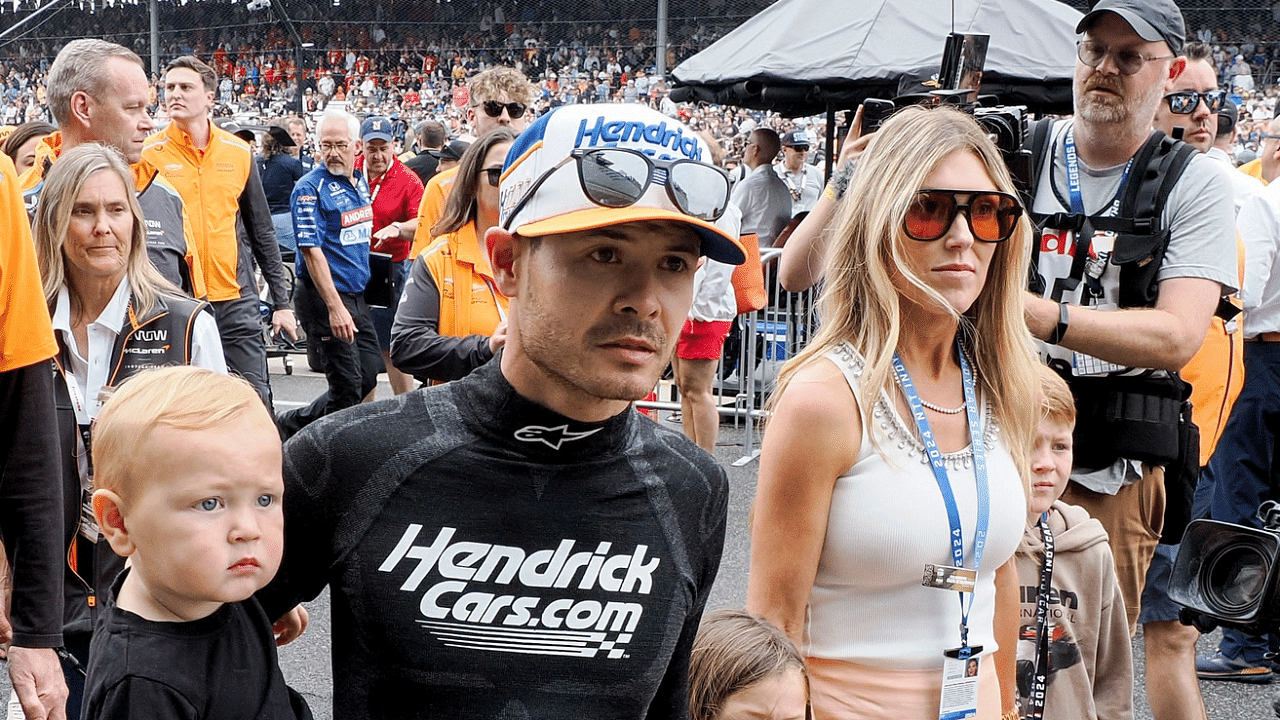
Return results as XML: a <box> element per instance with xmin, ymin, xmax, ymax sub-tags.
<box><xmin>894</xmin><ymin>374</ymin><xmax>965</xmax><ymax>414</ymax></box>
<box><xmin>919</xmin><ymin>398</ymin><xmax>965</xmax><ymax>415</ymax></box>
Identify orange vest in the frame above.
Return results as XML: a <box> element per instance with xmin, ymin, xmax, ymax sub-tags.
<box><xmin>142</xmin><ymin>121</ymin><xmax>253</xmax><ymax>301</ymax></box>
<box><xmin>421</xmin><ymin>223</ymin><xmax>508</xmax><ymax>340</ymax></box>
<box><xmin>1181</xmin><ymin>235</ymin><xmax>1246</xmax><ymax>464</ymax></box>
<box><xmin>1239</xmin><ymin>158</ymin><xmax>1266</xmax><ymax>185</ymax></box>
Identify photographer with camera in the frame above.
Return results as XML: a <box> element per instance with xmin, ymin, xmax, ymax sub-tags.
<box><xmin>1021</xmin><ymin>2</ymin><xmax>1237</xmax><ymax>719</ymax></box>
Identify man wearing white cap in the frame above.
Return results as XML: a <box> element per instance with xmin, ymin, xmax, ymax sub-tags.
<box><xmin>258</xmin><ymin>103</ymin><xmax>744</xmax><ymax>719</ymax></box>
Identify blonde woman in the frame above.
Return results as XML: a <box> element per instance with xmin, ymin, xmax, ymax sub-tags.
<box><xmin>30</xmin><ymin>143</ymin><xmax>224</xmax><ymax>719</ymax></box>
<box><xmin>747</xmin><ymin>107</ymin><xmax>1040</xmax><ymax>720</ymax></box>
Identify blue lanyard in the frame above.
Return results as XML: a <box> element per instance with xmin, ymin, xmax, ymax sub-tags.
<box><xmin>1063</xmin><ymin>125</ymin><xmax>1131</xmax><ymax>217</ymax></box>
<box><xmin>892</xmin><ymin>342</ymin><xmax>988</xmax><ymax>648</ymax></box>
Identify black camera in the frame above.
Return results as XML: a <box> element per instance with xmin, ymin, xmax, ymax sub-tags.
<box><xmin>1170</xmin><ymin>501</ymin><xmax>1280</xmax><ymax>635</ymax></box>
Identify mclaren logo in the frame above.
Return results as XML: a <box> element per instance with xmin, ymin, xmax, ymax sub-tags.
<box><xmin>513</xmin><ymin>424</ymin><xmax>601</xmax><ymax>450</ymax></box>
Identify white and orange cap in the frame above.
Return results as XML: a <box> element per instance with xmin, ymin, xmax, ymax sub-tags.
<box><xmin>499</xmin><ymin>103</ymin><xmax>746</xmax><ymax>265</ymax></box>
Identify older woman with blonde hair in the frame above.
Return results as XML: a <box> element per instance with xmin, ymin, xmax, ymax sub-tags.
<box><xmin>747</xmin><ymin>106</ymin><xmax>1040</xmax><ymax>720</ymax></box>
<box><xmin>29</xmin><ymin>142</ymin><xmax>224</xmax><ymax>718</ymax></box>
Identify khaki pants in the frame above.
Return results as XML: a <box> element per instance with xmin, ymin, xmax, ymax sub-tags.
<box><xmin>1062</xmin><ymin>465</ymin><xmax>1165</xmax><ymax>636</ymax></box>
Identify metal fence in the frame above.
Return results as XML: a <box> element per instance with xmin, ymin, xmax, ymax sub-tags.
<box><xmin>636</xmin><ymin>246</ymin><xmax>819</xmax><ymax>464</ymax></box>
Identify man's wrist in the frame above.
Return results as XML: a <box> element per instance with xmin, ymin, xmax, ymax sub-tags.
<box><xmin>1047</xmin><ymin>302</ymin><xmax>1070</xmax><ymax>345</ymax></box>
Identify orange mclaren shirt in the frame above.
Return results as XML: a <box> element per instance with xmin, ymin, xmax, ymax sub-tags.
<box><xmin>0</xmin><ymin>153</ymin><xmax>56</xmax><ymax>372</ymax></box>
<box><xmin>143</xmin><ymin>121</ymin><xmax>254</xmax><ymax>302</ymax></box>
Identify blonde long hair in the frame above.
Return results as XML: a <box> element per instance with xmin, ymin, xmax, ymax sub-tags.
<box><xmin>774</xmin><ymin>105</ymin><xmax>1040</xmax><ymax>476</ymax></box>
<box><xmin>33</xmin><ymin>143</ymin><xmax>181</xmax><ymax>319</ymax></box>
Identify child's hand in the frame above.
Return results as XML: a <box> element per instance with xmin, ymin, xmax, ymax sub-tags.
<box><xmin>273</xmin><ymin>604</ymin><xmax>310</xmax><ymax>646</ymax></box>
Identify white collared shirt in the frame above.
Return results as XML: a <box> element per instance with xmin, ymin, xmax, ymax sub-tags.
<box><xmin>52</xmin><ymin>279</ymin><xmax>227</xmax><ymax>426</ymax></box>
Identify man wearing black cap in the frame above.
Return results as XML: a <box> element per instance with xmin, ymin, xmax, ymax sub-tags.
<box><xmin>1022</xmin><ymin>2</ymin><xmax>1236</xmax><ymax>718</ymax></box>
<box><xmin>774</xmin><ymin>129</ymin><xmax>823</xmax><ymax>215</ymax></box>
<box><xmin>1208</xmin><ymin>99</ymin><xmax>1265</xmax><ymax>210</ymax></box>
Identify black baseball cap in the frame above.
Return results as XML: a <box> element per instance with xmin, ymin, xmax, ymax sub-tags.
<box><xmin>781</xmin><ymin>130</ymin><xmax>809</xmax><ymax>148</ymax></box>
<box><xmin>438</xmin><ymin>139</ymin><xmax>471</xmax><ymax>162</ymax></box>
<box><xmin>1218</xmin><ymin>99</ymin><xmax>1239</xmax><ymax>137</ymax></box>
<box><xmin>1077</xmin><ymin>0</ymin><xmax>1185</xmax><ymax>55</ymax></box>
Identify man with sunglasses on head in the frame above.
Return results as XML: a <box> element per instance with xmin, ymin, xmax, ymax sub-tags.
<box><xmin>774</xmin><ymin>129</ymin><xmax>823</xmax><ymax>215</ymax></box>
<box><xmin>1022</xmin><ymin>3</ymin><xmax>1236</xmax><ymax>719</ymax></box>
<box><xmin>409</xmin><ymin>66</ymin><xmax>536</xmax><ymax>260</ymax></box>
<box><xmin>257</xmin><ymin>103</ymin><xmax>743</xmax><ymax>719</ymax></box>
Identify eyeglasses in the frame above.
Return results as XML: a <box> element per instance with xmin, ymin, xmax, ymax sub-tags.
<box><xmin>475</xmin><ymin>100</ymin><xmax>527</xmax><ymax>119</ymax></box>
<box><xmin>1077</xmin><ymin>40</ymin><xmax>1175</xmax><ymax>76</ymax></box>
<box><xmin>502</xmin><ymin>147</ymin><xmax>731</xmax><ymax>230</ymax></box>
<box><xmin>482</xmin><ymin>167</ymin><xmax>502</xmax><ymax>188</ymax></box>
<box><xmin>319</xmin><ymin>141</ymin><xmax>350</xmax><ymax>153</ymax></box>
<box><xmin>904</xmin><ymin>190</ymin><xmax>1023</xmax><ymax>243</ymax></box>
<box><xmin>1164</xmin><ymin>90</ymin><xmax>1227</xmax><ymax>115</ymax></box>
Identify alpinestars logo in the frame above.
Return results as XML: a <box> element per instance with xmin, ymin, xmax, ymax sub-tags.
<box><xmin>513</xmin><ymin>424</ymin><xmax>601</xmax><ymax>450</ymax></box>
<box><xmin>380</xmin><ymin>525</ymin><xmax>660</xmax><ymax>659</ymax></box>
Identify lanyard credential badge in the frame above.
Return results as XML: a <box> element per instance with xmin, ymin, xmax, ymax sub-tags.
<box><xmin>892</xmin><ymin>342</ymin><xmax>989</xmax><ymax>720</ymax></box>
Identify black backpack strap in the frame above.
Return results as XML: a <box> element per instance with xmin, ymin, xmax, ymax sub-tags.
<box><xmin>1023</xmin><ymin>117</ymin><xmax>1059</xmax><ymax>296</ymax></box>
<box><xmin>1103</xmin><ymin>131</ymin><xmax>1197</xmax><ymax>308</ymax></box>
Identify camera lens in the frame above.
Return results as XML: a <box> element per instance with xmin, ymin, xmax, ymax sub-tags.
<box><xmin>1205</xmin><ymin>544</ymin><xmax>1270</xmax><ymax>614</ymax></box>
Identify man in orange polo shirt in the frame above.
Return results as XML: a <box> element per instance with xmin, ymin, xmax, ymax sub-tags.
<box><xmin>144</xmin><ymin>55</ymin><xmax>294</xmax><ymax>408</ymax></box>
<box><xmin>408</xmin><ymin>66</ymin><xmax>535</xmax><ymax>259</ymax></box>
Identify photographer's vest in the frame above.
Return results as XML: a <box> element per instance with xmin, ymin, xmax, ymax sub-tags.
<box><xmin>1022</xmin><ymin>120</ymin><xmax>1206</xmax><ymax>472</ymax></box>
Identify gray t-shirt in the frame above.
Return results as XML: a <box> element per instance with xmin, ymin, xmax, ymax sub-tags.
<box><xmin>1031</xmin><ymin>120</ymin><xmax>1237</xmax><ymax>492</ymax></box>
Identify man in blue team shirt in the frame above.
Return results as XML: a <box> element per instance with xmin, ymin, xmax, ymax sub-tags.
<box><xmin>277</xmin><ymin>108</ymin><xmax>383</xmax><ymax>438</ymax></box>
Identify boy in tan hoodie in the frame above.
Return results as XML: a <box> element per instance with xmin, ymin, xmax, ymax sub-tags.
<box><xmin>1016</xmin><ymin>366</ymin><xmax>1134</xmax><ymax>720</ymax></box>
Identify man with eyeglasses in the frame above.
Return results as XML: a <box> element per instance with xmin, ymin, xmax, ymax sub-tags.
<box><xmin>731</xmin><ymin>128</ymin><xmax>792</xmax><ymax>248</ymax></box>
<box><xmin>276</xmin><ymin>109</ymin><xmax>383</xmax><ymax>439</ymax></box>
<box><xmin>409</xmin><ymin>66</ymin><xmax>536</xmax><ymax>259</ymax></box>
<box><xmin>774</xmin><ymin>129</ymin><xmax>823</xmax><ymax>215</ymax></box>
<box><xmin>1022</xmin><ymin>2</ymin><xmax>1236</xmax><ymax>719</ymax></box>
<box><xmin>257</xmin><ymin>103</ymin><xmax>744</xmax><ymax>719</ymax></box>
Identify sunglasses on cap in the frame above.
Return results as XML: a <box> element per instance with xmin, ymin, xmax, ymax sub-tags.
<box><xmin>502</xmin><ymin>147</ymin><xmax>731</xmax><ymax>230</ymax></box>
<box><xmin>904</xmin><ymin>190</ymin><xmax>1023</xmax><ymax>243</ymax></box>
<box><xmin>1164</xmin><ymin>89</ymin><xmax>1227</xmax><ymax>115</ymax></box>
<box><xmin>1077</xmin><ymin>40</ymin><xmax>1175</xmax><ymax>76</ymax></box>
<box><xmin>475</xmin><ymin>100</ymin><xmax>527</xmax><ymax>119</ymax></box>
